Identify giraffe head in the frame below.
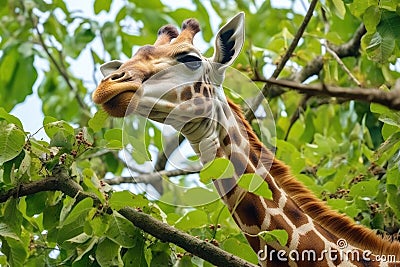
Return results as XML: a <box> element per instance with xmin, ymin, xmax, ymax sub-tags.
<box><xmin>92</xmin><ymin>13</ymin><xmax>245</xmax><ymax>124</ymax></box>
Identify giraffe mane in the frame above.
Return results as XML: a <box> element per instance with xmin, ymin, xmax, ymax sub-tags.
<box><xmin>226</xmin><ymin>98</ymin><xmax>400</xmax><ymax>258</ymax></box>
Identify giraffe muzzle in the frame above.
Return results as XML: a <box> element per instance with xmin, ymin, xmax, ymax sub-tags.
<box><xmin>92</xmin><ymin>72</ymin><xmax>144</xmax><ymax>117</ymax></box>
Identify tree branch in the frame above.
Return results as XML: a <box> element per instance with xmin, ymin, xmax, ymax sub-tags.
<box><xmin>28</xmin><ymin>10</ymin><xmax>90</xmax><ymax>116</ymax></box>
<box><xmin>119</xmin><ymin>207</ymin><xmax>258</xmax><ymax>267</ymax></box>
<box><xmin>0</xmin><ymin>169</ymin><xmax>99</xmax><ymax>204</ymax></box>
<box><xmin>284</xmin><ymin>95</ymin><xmax>310</xmax><ymax>141</ymax></box>
<box><xmin>254</xmin><ymin>78</ymin><xmax>400</xmax><ymax>110</ymax></box>
<box><xmin>151</xmin><ymin>133</ymin><xmax>186</xmax><ymax>194</ymax></box>
<box><xmin>105</xmin><ymin>166</ymin><xmax>201</xmax><ymax>185</ymax></box>
<box><xmin>245</xmin><ymin>0</ymin><xmax>318</xmax><ymax>121</ymax></box>
<box><xmin>251</xmin><ymin>23</ymin><xmax>366</xmax><ymax>112</ymax></box>
<box><xmin>0</xmin><ymin>169</ymin><xmax>255</xmax><ymax>267</ymax></box>
<box><xmin>320</xmin><ymin>8</ymin><xmax>361</xmax><ymax>87</ymax></box>
<box><xmin>289</xmin><ymin>24</ymin><xmax>366</xmax><ymax>85</ymax></box>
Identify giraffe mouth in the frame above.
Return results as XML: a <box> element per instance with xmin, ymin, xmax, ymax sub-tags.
<box><xmin>92</xmin><ymin>80</ymin><xmax>142</xmax><ymax>117</ymax></box>
<box><xmin>92</xmin><ymin>81</ymin><xmax>141</xmax><ymax>105</ymax></box>
<box><xmin>101</xmin><ymin>91</ymin><xmax>136</xmax><ymax>117</ymax></box>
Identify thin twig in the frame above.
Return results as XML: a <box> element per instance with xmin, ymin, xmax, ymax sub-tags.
<box><xmin>90</xmin><ymin>48</ymin><xmax>99</xmax><ymax>87</ymax></box>
<box><xmin>150</xmin><ymin>134</ymin><xmax>186</xmax><ymax>194</ymax></box>
<box><xmin>323</xmin><ymin>44</ymin><xmax>362</xmax><ymax>86</ymax></box>
<box><xmin>321</xmin><ymin>8</ymin><xmax>361</xmax><ymax>87</ymax></box>
<box><xmin>79</xmin><ymin>148</ymin><xmax>114</xmax><ymax>160</ymax></box>
<box><xmin>28</xmin><ymin>11</ymin><xmax>89</xmax><ymax>113</ymax></box>
<box><xmin>105</xmin><ymin>166</ymin><xmax>201</xmax><ymax>185</ymax></box>
<box><xmin>245</xmin><ymin>0</ymin><xmax>319</xmax><ymax>121</ymax></box>
<box><xmin>264</xmin><ymin>24</ymin><xmax>366</xmax><ymax>100</ymax></box>
<box><xmin>120</xmin><ymin>208</ymin><xmax>259</xmax><ymax>267</ymax></box>
<box><xmin>284</xmin><ymin>95</ymin><xmax>310</xmax><ymax>141</ymax></box>
<box><xmin>252</xmin><ymin>78</ymin><xmax>400</xmax><ymax>110</ymax></box>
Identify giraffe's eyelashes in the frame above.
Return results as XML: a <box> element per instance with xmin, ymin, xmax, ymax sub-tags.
<box><xmin>177</xmin><ymin>54</ymin><xmax>202</xmax><ymax>70</ymax></box>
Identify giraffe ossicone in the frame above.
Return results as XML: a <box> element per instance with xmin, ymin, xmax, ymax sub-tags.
<box><xmin>92</xmin><ymin>12</ymin><xmax>400</xmax><ymax>267</ymax></box>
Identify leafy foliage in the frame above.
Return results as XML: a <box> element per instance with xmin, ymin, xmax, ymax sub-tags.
<box><xmin>0</xmin><ymin>0</ymin><xmax>400</xmax><ymax>266</ymax></box>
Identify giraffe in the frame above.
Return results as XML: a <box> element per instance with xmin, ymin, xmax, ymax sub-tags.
<box><xmin>92</xmin><ymin>13</ymin><xmax>400</xmax><ymax>267</ymax></box>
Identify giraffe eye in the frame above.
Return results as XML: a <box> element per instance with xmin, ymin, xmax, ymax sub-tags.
<box><xmin>177</xmin><ymin>55</ymin><xmax>202</xmax><ymax>70</ymax></box>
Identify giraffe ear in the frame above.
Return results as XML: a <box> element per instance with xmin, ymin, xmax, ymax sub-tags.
<box><xmin>212</xmin><ymin>12</ymin><xmax>245</xmax><ymax>69</ymax></box>
<box><xmin>100</xmin><ymin>60</ymin><xmax>124</xmax><ymax>77</ymax></box>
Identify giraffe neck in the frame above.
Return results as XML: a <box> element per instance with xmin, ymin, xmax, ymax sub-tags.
<box><xmin>180</xmin><ymin>94</ymin><xmax>400</xmax><ymax>266</ymax></box>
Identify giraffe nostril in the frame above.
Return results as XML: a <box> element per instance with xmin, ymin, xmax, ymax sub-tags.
<box><xmin>110</xmin><ymin>72</ymin><xmax>126</xmax><ymax>81</ymax></box>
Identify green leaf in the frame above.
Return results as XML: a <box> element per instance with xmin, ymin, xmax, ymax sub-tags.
<box><xmin>375</xmin><ymin>132</ymin><xmax>400</xmax><ymax>157</ymax></box>
<box><xmin>109</xmin><ymin>191</ymin><xmax>149</xmax><ymax>210</ymax></box>
<box><xmin>2</xmin><ymin>237</ymin><xmax>28</xmax><ymax>267</ymax></box>
<box><xmin>123</xmin><ymin>235</ymin><xmax>147</xmax><ymax>267</ymax></box>
<box><xmin>349</xmin><ymin>0</ymin><xmax>379</xmax><ymax>17</ymax></box>
<box><xmin>327</xmin><ymin>198</ymin><xmax>347</xmax><ymax>211</ymax></box>
<box><xmin>49</xmin><ymin>131</ymin><xmax>74</xmax><ymax>151</ymax></box>
<box><xmin>345</xmin><ymin>205</ymin><xmax>361</xmax><ymax>218</ymax></box>
<box><xmin>150</xmin><ymin>251</ymin><xmax>172</xmax><ymax>267</ymax></box>
<box><xmin>378</xmin><ymin>10</ymin><xmax>400</xmax><ymax>39</ymax></box>
<box><xmin>363</xmin><ymin>5</ymin><xmax>381</xmax><ymax>31</ymax></box>
<box><xmin>94</xmin><ymin>0</ymin><xmax>112</xmax><ymax>14</ymax></box>
<box><xmin>88</xmin><ymin>215</ymin><xmax>109</xmax><ymax>237</ymax></box>
<box><xmin>4</xmin><ymin>198</ymin><xmax>23</xmax><ymax>236</ymax></box>
<box><xmin>104</xmin><ymin>128</ymin><xmax>123</xmax><ymax>149</ymax></box>
<box><xmin>127</xmin><ymin>134</ymin><xmax>152</xmax><ymax>164</ymax></box>
<box><xmin>43</xmin><ymin>116</ymin><xmax>74</xmax><ymax>139</ymax></box>
<box><xmin>62</xmin><ymin>198</ymin><xmax>94</xmax><ymax>226</ymax></box>
<box><xmin>105</xmin><ymin>211</ymin><xmax>137</xmax><ymax>248</ymax></box>
<box><xmin>25</xmin><ymin>192</ymin><xmax>48</xmax><ymax>217</ymax></box>
<box><xmin>174</xmin><ymin>210</ymin><xmax>208</xmax><ymax>230</ymax></box>
<box><xmin>43</xmin><ymin>202</ymin><xmax>63</xmax><ymax>230</ymax></box>
<box><xmin>370</xmin><ymin>102</ymin><xmax>390</xmax><ymax>115</ymax></box>
<box><xmin>73</xmin><ymin>236</ymin><xmax>99</xmax><ymax>263</ymax></box>
<box><xmin>371</xmin><ymin>212</ymin><xmax>384</xmax><ymax>229</ymax></box>
<box><xmin>60</xmin><ymin>196</ymin><xmax>77</xmax><ymax>223</ymax></box>
<box><xmin>332</xmin><ymin>0</ymin><xmax>346</xmax><ymax>19</ymax></box>
<box><xmin>258</xmin><ymin>229</ymin><xmax>289</xmax><ymax>246</ymax></box>
<box><xmin>96</xmin><ymin>238</ymin><xmax>123</xmax><ymax>267</ymax></box>
<box><xmin>0</xmin><ymin>108</ymin><xmax>23</xmax><ymax>129</ymax></box>
<box><xmin>275</xmin><ymin>140</ymin><xmax>305</xmax><ymax>173</ymax></box>
<box><xmin>222</xmin><ymin>238</ymin><xmax>259</xmax><ymax>264</ymax></box>
<box><xmin>181</xmin><ymin>187</ymin><xmax>220</xmax><ymax>207</ymax></box>
<box><xmin>2</xmin><ymin>150</ymin><xmax>25</xmax><ymax>184</ymax></box>
<box><xmin>88</xmin><ymin>108</ymin><xmax>109</xmax><ymax>132</ymax></box>
<box><xmin>364</xmin><ymin>31</ymin><xmax>395</xmax><ymax>63</ymax></box>
<box><xmin>0</xmin><ymin>46</ymin><xmax>37</xmax><ymax>111</ymax></box>
<box><xmin>377</xmin><ymin>111</ymin><xmax>400</xmax><ymax>128</ymax></box>
<box><xmin>0</xmin><ymin>122</ymin><xmax>25</xmax><ymax>165</ymax></box>
<box><xmin>131</xmin><ymin>0</ymin><xmax>164</xmax><ymax>10</ymax></box>
<box><xmin>349</xmin><ymin>180</ymin><xmax>379</xmax><ymax>197</ymax></box>
<box><xmin>387</xmin><ymin>184</ymin><xmax>400</xmax><ymax>218</ymax></box>
<box><xmin>64</xmin><ymin>24</ymin><xmax>96</xmax><ymax>59</ymax></box>
<box><xmin>192</xmin><ymin>0</ymin><xmax>212</xmax><ymax>41</ymax></box>
<box><xmin>199</xmin><ymin>158</ymin><xmax>235</xmax><ymax>184</ymax></box>
<box><xmin>67</xmin><ymin>232</ymin><xmax>91</xmax><ymax>244</ymax></box>
<box><xmin>386</xmin><ymin>167</ymin><xmax>400</xmax><ymax>186</ymax></box>
<box><xmin>149</xmin><ymin>242</ymin><xmax>172</xmax><ymax>267</ymax></box>
<box><xmin>58</xmin><ymin>198</ymin><xmax>94</xmax><ymax>243</ymax></box>
<box><xmin>237</xmin><ymin>173</ymin><xmax>273</xmax><ymax>199</ymax></box>
<box><xmin>361</xmin><ymin>10</ymin><xmax>400</xmax><ymax>63</ymax></box>
<box><xmin>0</xmin><ymin>223</ymin><xmax>19</xmax><ymax>240</ymax></box>
<box><xmin>101</xmin><ymin>22</ymin><xmax>121</xmax><ymax>58</ymax></box>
